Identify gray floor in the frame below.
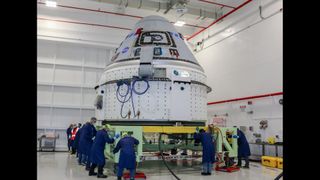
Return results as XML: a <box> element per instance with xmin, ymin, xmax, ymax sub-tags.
<box><xmin>38</xmin><ymin>152</ymin><xmax>282</xmax><ymax>180</ymax></box>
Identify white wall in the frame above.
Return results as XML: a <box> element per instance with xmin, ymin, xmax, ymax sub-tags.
<box><xmin>37</xmin><ymin>39</ymin><xmax>112</xmax><ymax>150</ymax></box>
<box><xmin>193</xmin><ymin>0</ymin><xmax>283</xmax><ymax>102</ymax></box>
<box><xmin>193</xmin><ymin>0</ymin><xmax>283</xmax><ymax>149</ymax></box>
<box><xmin>207</xmin><ymin>95</ymin><xmax>283</xmax><ymax>141</ymax></box>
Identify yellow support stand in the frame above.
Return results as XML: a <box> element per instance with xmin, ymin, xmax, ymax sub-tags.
<box><xmin>142</xmin><ymin>126</ymin><xmax>205</xmax><ymax>133</ymax></box>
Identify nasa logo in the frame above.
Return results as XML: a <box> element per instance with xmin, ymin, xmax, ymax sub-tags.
<box><xmin>122</xmin><ymin>47</ymin><xmax>129</xmax><ymax>54</ymax></box>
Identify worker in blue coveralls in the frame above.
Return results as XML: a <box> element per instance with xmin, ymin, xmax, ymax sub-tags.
<box><xmin>74</xmin><ymin>123</ymin><xmax>82</xmax><ymax>158</ymax></box>
<box><xmin>78</xmin><ymin>122</ymin><xmax>89</xmax><ymax>165</ymax></box>
<box><xmin>66</xmin><ymin>124</ymin><xmax>73</xmax><ymax>152</ymax></box>
<box><xmin>89</xmin><ymin>124</ymin><xmax>120</xmax><ymax>178</ymax></box>
<box><xmin>194</xmin><ymin>127</ymin><xmax>215</xmax><ymax>175</ymax></box>
<box><xmin>236</xmin><ymin>128</ymin><xmax>251</xmax><ymax>168</ymax></box>
<box><xmin>113</xmin><ymin>132</ymin><xmax>139</xmax><ymax>180</ymax></box>
<box><xmin>73</xmin><ymin>123</ymin><xmax>82</xmax><ymax>165</ymax></box>
<box><xmin>79</xmin><ymin>117</ymin><xmax>97</xmax><ymax>170</ymax></box>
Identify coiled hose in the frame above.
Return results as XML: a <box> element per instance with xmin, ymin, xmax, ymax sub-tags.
<box><xmin>158</xmin><ymin>133</ymin><xmax>181</xmax><ymax>180</ymax></box>
<box><xmin>116</xmin><ymin>77</ymin><xmax>150</xmax><ymax>118</ymax></box>
<box><xmin>116</xmin><ymin>80</ymin><xmax>132</xmax><ymax>118</ymax></box>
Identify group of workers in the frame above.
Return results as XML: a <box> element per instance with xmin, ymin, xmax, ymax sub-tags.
<box><xmin>66</xmin><ymin>123</ymin><xmax>82</xmax><ymax>155</ymax></box>
<box><xmin>67</xmin><ymin>119</ymin><xmax>250</xmax><ymax>178</ymax></box>
<box><xmin>193</xmin><ymin>126</ymin><xmax>251</xmax><ymax>175</ymax></box>
<box><xmin>66</xmin><ymin>117</ymin><xmax>140</xmax><ymax>180</ymax></box>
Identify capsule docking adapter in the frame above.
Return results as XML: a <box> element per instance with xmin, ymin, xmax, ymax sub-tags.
<box><xmin>94</xmin><ymin>15</ymin><xmax>212</xmax><ymax>124</ymax></box>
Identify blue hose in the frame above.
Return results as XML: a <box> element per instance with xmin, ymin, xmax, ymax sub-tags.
<box><xmin>132</xmin><ymin>77</ymin><xmax>150</xmax><ymax>95</ymax></box>
<box><xmin>116</xmin><ymin>77</ymin><xmax>150</xmax><ymax>118</ymax></box>
<box><xmin>116</xmin><ymin>82</ymin><xmax>131</xmax><ymax>103</ymax></box>
<box><xmin>131</xmin><ymin>77</ymin><xmax>150</xmax><ymax>117</ymax></box>
<box><xmin>116</xmin><ymin>80</ymin><xmax>132</xmax><ymax>118</ymax></box>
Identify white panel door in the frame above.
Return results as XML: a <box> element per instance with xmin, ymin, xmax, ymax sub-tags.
<box><xmin>170</xmin><ymin>82</ymin><xmax>191</xmax><ymax>121</ymax></box>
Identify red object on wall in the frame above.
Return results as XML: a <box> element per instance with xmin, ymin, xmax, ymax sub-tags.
<box><xmin>207</xmin><ymin>92</ymin><xmax>283</xmax><ymax>105</ymax></box>
<box><xmin>187</xmin><ymin>0</ymin><xmax>253</xmax><ymax>41</ymax></box>
<box><xmin>37</xmin><ymin>2</ymin><xmax>205</xmax><ymax>29</ymax></box>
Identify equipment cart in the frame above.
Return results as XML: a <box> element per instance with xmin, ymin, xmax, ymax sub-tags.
<box><xmin>38</xmin><ymin>132</ymin><xmax>59</xmax><ymax>152</ymax></box>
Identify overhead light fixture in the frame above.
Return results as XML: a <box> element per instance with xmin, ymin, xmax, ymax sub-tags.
<box><xmin>174</xmin><ymin>21</ymin><xmax>186</xmax><ymax>27</ymax></box>
<box><xmin>45</xmin><ymin>1</ymin><xmax>57</xmax><ymax>7</ymax></box>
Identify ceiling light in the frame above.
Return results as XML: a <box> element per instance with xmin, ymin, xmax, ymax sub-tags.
<box><xmin>46</xmin><ymin>1</ymin><xmax>57</xmax><ymax>7</ymax></box>
<box><xmin>174</xmin><ymin>21</ymin><xmax>186</xmax><ymax>27</ymax></box>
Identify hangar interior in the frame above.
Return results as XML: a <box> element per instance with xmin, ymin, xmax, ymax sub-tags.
<box><xmin>37</xmin><ymin>0</ymin><xmax>283</xmax><ymax>179</ymax></box>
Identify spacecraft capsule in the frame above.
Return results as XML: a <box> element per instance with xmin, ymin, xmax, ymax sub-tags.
<box><xmin>94</xmin><ymin>15</ymin><xmax>211</xmax><ymax>122</ymax></box>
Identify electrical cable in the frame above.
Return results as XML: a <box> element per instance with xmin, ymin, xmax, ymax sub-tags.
<box><xmin>132</xmin><ymin>77</ymin><xmax>150</xmax><ymax>95</ymax></box>
<box><xmin>158</xmin><ymin>133</ymin><xmax>181</xmax><ymax>180</ymax></box>
<box><xmin>116</xmin><ymin>80</ymin><xmax>132</xmax><ymax>103</ymax></box>
<box><xmin>131</xmin><ymin>77</ymin><xmax>150</xmax><ymax>117</ymax></box>
<box><xmin>116</xmin><ymin>77</ymin><xmax>150</xmax><ymax>118</ymax></box>
<box><xmin>274</xmin><ymin>171</ymin><xmax>283</xmax><ymax>180</ymax></box>
<box><xmin>116</xmin><ymin>80</ymin><xmax>132</xmax><ymax>118</ymax></box>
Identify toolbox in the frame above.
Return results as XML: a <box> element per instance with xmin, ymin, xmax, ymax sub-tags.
<box><xmin>261</xmin><ymin>156</ymin><xmax>277</xmax><ymax>168</ymax></box>
<box><xmin>276</xmin><ymin>157</ymin><xmax>283</xmax><ymax>169</ymax></box>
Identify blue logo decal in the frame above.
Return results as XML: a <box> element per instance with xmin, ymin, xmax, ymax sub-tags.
<box><xmin>122</xmin><ymin>47</ymin><xmax>129</xmax><ymax>54</ymax></box>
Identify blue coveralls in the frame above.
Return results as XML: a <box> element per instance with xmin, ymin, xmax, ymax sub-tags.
<box><xmin>66</xmin><ymin>128</ymin><xmax>72</xmax><ymax>151</ymax></box>
<box><xmin>78</xmin><ymin>123</ymin><xmax>97</xmax><ymax>168</ymax></box>
<box><xmin>237</xmin><ymin>129</ymin><xmax>251</xmax><ymax>167</ymax></box>
<box><xmin>89</xmin><ymin>129</ymin><xmax>114</xmax><ymax>175</ymax></box>
<box><xmin>194</xmin><ymin>132</ymin><xmax>215</xmax><ymax>173</ymax></box>
<box><xmin>113</xmin><ymin>136</ymin><xmax>139</xmax><ymax>178</ymax></box>
<box><xmin>73</xmin><ymin>127</ymin><xmax>82</xmax><ymax>164</ymax></box>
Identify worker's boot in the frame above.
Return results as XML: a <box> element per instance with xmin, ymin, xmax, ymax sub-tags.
<box><xmin>117</xmin><ymin>176</ymin><xmax>122</xmax><ymax>180</ymax></box>
<box><xmin>97</xmin><ymin>166</ymin><xmax>107</xmax><ymax>178</ymax></box>
<box><xmin>89</xmin><ymin>168</ymin><xmax>98</xmax><ymax>176</ymax></box>
<box><xmin>85</xmin><ymin>163</ymin><xmax>91</xmax><ymax>171</ymax></box>
<box><xmin>237</xmin><ymin>158</ymin><xmax>242</xmax><ymax>168</ymax></box>
<box><xmin>89</xmin><ymin>171</ymin><xmax>98</xmax><ymax>176</ymax></box>
<box><xmin>243</xmin><ymin>158</ymin><xmax>250</xmax><ymax>168</ymax></box>
<box><xmin>97</xmin><ymin>174</ymin><xmax>107</xmax><ymax>178</ymax></box>
<box><xmin>243</xmin><ymin>163</ymin><xmax>250</xmax><ymax>169</ymax></box>
<box><xmin>89</xmin><ymin>165</ymin><xmax>98</xmax><ymax>176</ymax></box>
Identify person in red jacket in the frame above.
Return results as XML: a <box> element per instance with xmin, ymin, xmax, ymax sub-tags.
<box><xmin>66</xmin><ymin>124</ymin><xmax>73</xmax><ymax>152</ymax></box>
<box><xmin>70</xmin><ymin>124</ymin><xmax>79</xmax><ymax>155</ymax></box>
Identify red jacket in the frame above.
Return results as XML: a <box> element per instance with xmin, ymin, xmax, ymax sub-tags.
<box><xmin>70</xmin><ymin>127</ymin><xmax>79</xmax><ymax>140</ymax></box>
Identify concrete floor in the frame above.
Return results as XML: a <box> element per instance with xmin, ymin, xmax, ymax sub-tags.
<box><xmin>38</xmin><ymin>152</ymin><xmax>282</xmax><ymax>180</ymax></box>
